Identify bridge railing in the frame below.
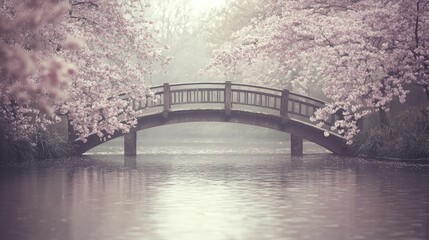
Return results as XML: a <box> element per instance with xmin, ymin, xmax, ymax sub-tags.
<box><xmin>129</xmin><ymin>81</ymin><xmax>342</xmax><ymax>127</ymax></box>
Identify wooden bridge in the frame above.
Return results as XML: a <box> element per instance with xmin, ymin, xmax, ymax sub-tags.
<box><xmin>70</xmin><ymin>82</ymin><xmax>348</xmax><ymax>156</ymax></box>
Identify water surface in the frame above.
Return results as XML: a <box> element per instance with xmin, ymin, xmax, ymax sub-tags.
<box><xmin>0</xmin><ymin>141</ymin><xmax>428</xmax><ymax>240</ymax></box>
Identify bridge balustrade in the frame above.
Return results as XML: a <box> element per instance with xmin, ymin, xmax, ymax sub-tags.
<box><xmin>129</xmin><ymin>81</ymin><xmax>342</xmax><ymax>128</ymax></box>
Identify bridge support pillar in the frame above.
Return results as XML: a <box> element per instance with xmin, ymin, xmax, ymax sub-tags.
<box><xmin>224</xmin><ymin>81</ymin><xmax>232</xmax><ymax>117</ymax></box>
<box><xmin>124</xmin><ymin>132</ymin><xmax>137</xmax><ymax>156</ymax></box>
<box><xmin>291</xmin><ymin>134</ymin><xmax>303</xmax><ymax>156</ymax></box>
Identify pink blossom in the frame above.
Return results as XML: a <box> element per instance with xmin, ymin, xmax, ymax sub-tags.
<box><xmin>208</xmin><ymin>0</ymin><xmax>429</xmax><ymax>143</ymax></box>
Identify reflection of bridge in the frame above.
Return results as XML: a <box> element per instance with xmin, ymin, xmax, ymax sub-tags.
<box><xmin>70</xmin><ymin>82</ymin><xmax>348</xmax><ymax>156</ymax></box>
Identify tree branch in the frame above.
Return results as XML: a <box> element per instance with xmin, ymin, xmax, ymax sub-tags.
<box><xmin>71</xmin><ymin>1</ymin><xmax>98</xmax><ymax>8</ymax></box>
<box><xmin>415</xmin><ymin>1</ymin><xmax>420</xmax><ymax>49</ymax></box>
<box><xmin>69</xmin><ymin>15</ymin><xmax>96</xmax><ymax>24</ymax></box>
<box><xmin>320</xmin><ymin>30</ymin><xmax>342</xmax><ymax>56</ymax></box>
<box><xmin>69</xmin><ymin>1</ymin><xmax>98</xmax><ymax>20</ymax></box>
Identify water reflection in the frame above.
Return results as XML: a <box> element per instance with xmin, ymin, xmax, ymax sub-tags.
<box><xmin>124</xmin><ymin>157</ymin><xmax>137</xmax><ymax>169</ymax></box>
<box><xmin>291</xmin><ymin>156</ymin><xmax>304</xmax><ymax>169</ymax></box>
<box><xmin>0</xmin><ymin>154</ymin><xmax>428</xmax><ymax>240</ymax></box>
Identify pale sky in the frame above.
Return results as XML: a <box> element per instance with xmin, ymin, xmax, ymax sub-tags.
<box><xmin>189</xmin><ymin>0</ymin><xmax>226</xmax><ymax>14</ymax></box>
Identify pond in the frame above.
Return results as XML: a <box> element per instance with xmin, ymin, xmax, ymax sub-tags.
<box><xmin>0</xmin><ymin>139</ymin><xmax>428</xmax><ymax>240</ymax></box>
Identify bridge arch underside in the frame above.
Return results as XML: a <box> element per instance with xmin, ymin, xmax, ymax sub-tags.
<box><xmin>74</xmin><ymin>109</ymin><xmax>348</xmax><ymax>156</ymax></box>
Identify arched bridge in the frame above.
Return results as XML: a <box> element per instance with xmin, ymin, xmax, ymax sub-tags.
<box><xmin>70</xmin><ymin>82</ymin><xmax>348</xmax><ymax>156</ymax></box>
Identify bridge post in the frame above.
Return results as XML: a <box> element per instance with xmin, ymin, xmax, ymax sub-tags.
<box><xmin>291</xmin><ymin>134</ymin><xmax>303</xmax><ymax>156</ymax></box>
<box><xmin>124</xmin><ymin>131</ymin><xmax>137</xmax><ymax>156</ymax></box>
<box><xmin>225</xmin><ymin>81</ymin><xmax>232</xmax><ymax>117</ymax></box>
<box><xmin>280</xmin><ymin>89</ymin><xmax>289</xmax><ymax>124</ymax></box>
<box><xmin>163</xmin><ymin>83</ymin><xmax>171</xmax><ymax>118</ymax></box>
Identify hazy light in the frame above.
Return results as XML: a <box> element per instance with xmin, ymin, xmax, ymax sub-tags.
<box><xmin>189</xmin><ymin>0</ymin><xmax>225</xmax><ymax>14</ymax></box>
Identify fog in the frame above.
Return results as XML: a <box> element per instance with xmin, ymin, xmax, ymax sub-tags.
<box><xmin>131</xmin><ymin>0</ymin><xmax>277</xmax><ymax>140</ymax></box>
<box><xmin>144</xmin><ymin>0</ymin><xmax>225</xmax><ymax>85</ymax></box>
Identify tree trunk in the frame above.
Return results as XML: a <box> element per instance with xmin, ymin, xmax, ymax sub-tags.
<box><xmin>425</xmin><ymin>86</ymin><xmax>429</xmax><ymax>103</ymax></box>
<box><xmin>424</xmin><ymin>86</ymin><xmax>429</xmax><ymax>123</ymax></box>
<box><xmin>0</xmin><ymin>128</ymin><xmax>8</xmax><ymax>163</ymax></box>
<box><xmin>379</xmin><ymin>109</ymin><xmax>390</xmax><ymax>127</ymax></box>
<box><xmin>378</xmin><ymin>79</ymin><xmax>390</xmax><ymax>127</ymax></box>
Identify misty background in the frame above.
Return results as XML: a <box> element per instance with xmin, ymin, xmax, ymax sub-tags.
<box><xmin>125</xmin><ymin>0</ymin><xmax>278</xmax><ymax>142</ymax></box>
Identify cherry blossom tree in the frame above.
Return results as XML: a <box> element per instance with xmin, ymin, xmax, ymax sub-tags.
<box><xmin>0</xmin><ymin>0</ymin><xmax>75</xmax><ymax>141</ymax></box>
<box><xmin>58</xmin><ymin>0</ymin><xmax>168</xmax><ymax>142</ymax></box>
<box><xmin>1</xmin><ymin>0</ymin><xmax>168</xmax><ymax>143</ymax></box>
<box><xmin>209</xmin><ymin>0</ymin><xmax>429</xmax><ymax>143</ymax></box>
<box><xmin>204</xmin><ymin>0</ymin><xmax>265</xmax><ymax>48</ymax></box>
<box><xmin>203</xmin><ymin>0</ymin><xmax>290</xmax><ymax>88</ymax></box>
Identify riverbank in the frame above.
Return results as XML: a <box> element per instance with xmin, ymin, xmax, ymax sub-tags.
<box><xmin>0</xmin><ymin>129</ymin><xmax>73</xmax><ymax>164</ymax></box>
<box><xmin>352</xmin><ymin>155</ymin><xmax>429</xmax><ymax>165</ymax></box>
<box><xmin>351</xmin><ymin>108</ymin><xmax>429</xmax><ymax>160</ymax></box>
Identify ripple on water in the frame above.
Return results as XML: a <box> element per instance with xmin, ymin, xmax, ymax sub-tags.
<box><xmin>0</xmin><ymin>152</ymin><xmax>428</xmax><ymax>240</ymax></box>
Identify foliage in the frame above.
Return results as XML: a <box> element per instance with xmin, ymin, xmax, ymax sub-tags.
<box><xmin>0</xmin><ymin>0</ymin><xmax>75</xmax><ymax>141</ymax></box>
<box><xmin>352</xmin><ymin>109</ymin><xmax>429</xmax><ymax>159</ymax></box>
<box><xmin>203</xmin><ymin>0</ymin><xmax>265</xmax><ymax>48</ymax></box>
<box><xmin>0</xmin><ymin>125</ymin><xmax>73</xmax><ymax>163</ymax></box>
<box><xmin>0</xmin><ymin>131</ymin><xmax>34</xmax><ymax>163</ymax></box>
<box><xmin>58</xmin><ymin>0</ymin><xmax>169</xmax><ymax>142</ymax></box>
<box><xmin>1</xmin><ymin>0</ymin><xmax>168</xmax><ymax>144</ymax></box>
<box><xmin>9</xmin><ymin>140</ymin><xmax>36</xmax><ymax>163</ymax></box>
<box><xmin>34</xmin><ymin>130</ymin><xmax>74</xmax><ymax>160</ymax></box>
<box><xmin>208</xmin><ymin>0</ymin><xmax>429</xmax><ymax>143</ymax></box>
<box><xmin>203</xmin><ymin>0</ymin><xmax>289</xmax><ymax>88</ymax></box>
